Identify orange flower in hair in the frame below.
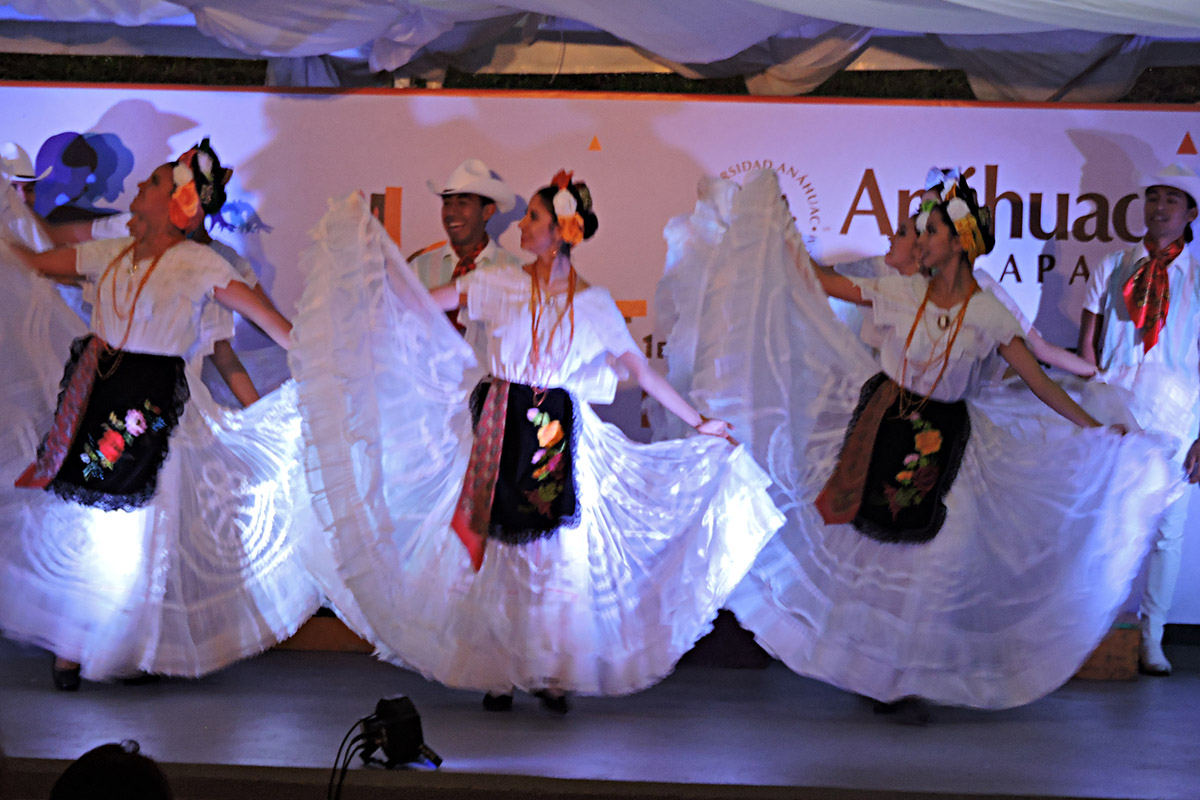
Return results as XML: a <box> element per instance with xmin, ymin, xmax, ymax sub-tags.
<box><xmin>558</xmin><ymin>215</ymin><xmax>585</xmax><ymax>246</ymax></box>
<box><xmin>169</xmin><ymin>182</ymin><xmax>201</xmax><ymax>231</ymax></box>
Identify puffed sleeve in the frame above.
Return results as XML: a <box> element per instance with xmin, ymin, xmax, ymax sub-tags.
<box><xmin>177</xmin><ymin>241</ymin><xmax>244</xmax><ymax>301</ymax></box>
<box><xmin>74</xmin><ymin>236</ymin><xmax>135</xmax><ymax>280</ymax></box>
<box><xmin>974</xmin><ymin>269</ymin><xmax>1032</xmax><ymax>335</ymax></box>
<box><xmin>590</xmin><ymin>288</ymin><xmax>641</xmax><ymax>359</ymax></box>
<box><xmin>207</xmin><ymin>240</ymin><xmax>258</xmax><ymax>288</ymax></box>
<box><xmin>973</xmin><ymin>291</ymin><xmax>1026</xmax><ymax>350</ymax></box>
<box><xmin>851</xmin><ymin>274</ymin><xmax>927</xmax><ymax>336</ymax></box>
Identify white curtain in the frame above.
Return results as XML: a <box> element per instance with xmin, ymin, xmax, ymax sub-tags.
<box><xmin>2</xmin><ymin>0</ymin><xmax>1198</xmax><ymax>97</ymax></box>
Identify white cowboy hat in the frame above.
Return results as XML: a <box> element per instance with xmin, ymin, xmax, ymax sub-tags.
<box><xmin>0</xmin><ymin>141</ymin><xmax>51</xmax><ymax>182</ymax></box>
<box><xmin>1142</xmin><ymin>163</ymin><xmax>1200</xmax><ymax>206</ymax></box>
<box><xmin>427</xmin><ymin>158</ymin><xmax>515</xmax><ymax>213</ymax></box>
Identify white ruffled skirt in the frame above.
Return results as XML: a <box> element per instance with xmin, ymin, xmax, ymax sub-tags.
<box><xmin>660</xmin><ymin>169</ymin><xmax>1181</xmax><ymax>709</ymax></box>
<box><xmin>0</xmin><ymin>244</ymin><xmax>322</xmax><ymax>680</ymax></box>
<box><xmin>289</xmin><ymin>194</ymin><xmax>783</xmax><ymax>696</ymax></box>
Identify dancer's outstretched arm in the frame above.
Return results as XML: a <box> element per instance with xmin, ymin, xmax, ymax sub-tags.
<box><xmin>214</xmin><ymin>280</ymin><xmax>291</xmax><ymax>351</ymax></box>
<box><xmin>1077</xmin><ymin>310</ymin><xmax>1100</xmax><ymax>366</ymax></box>
<box><xmin>210</xmin><ymin>340</ymin><xmax>260</xmax><ymax>407</ymax></box>
<box><xmin>999</xmin><ymin>337</ymin><xmax>1106</xmax><ymax>429</ymax></box>
<box><xmin>814</xmin><ymin>268</ymin><xmax>867</xmax><ymax>305</ymax></box>
<box><xmin>788</xmin><ymin>230</ymin><xmax>868</xmax><ymax>305</ymax></box>
<box><xmin>45</xmin><ymin>220</ymin><xmax>96</xmax><ymax>247</ymax></box>
<box><xmin>615</xmin><ymin>351</ymin><xmax>733</xmax><ymax>440</ymax></box>
<box><xmin>1025</xmin><ymin>329</ymin><xmax>1097</xmax><ymax>377</ymax></box>
<box><xmin>3</xmin><ymin>241</ymin><xmax>78</xmax><ymax>279</ymax></box>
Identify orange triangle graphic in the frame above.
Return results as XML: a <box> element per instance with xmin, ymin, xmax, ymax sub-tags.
<box><xmin>1179</xmin><ymin>132</ymin><xmax>1197</xmax><ymax>156</ymax></box>
<box><xmin>588</xmin><ymin>136</ymin><xmax>602</xmax><ymax>151</ymax></box>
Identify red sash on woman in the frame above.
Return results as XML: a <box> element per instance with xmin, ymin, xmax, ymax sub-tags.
<box><xmin>14</xmin><ymin>336</ymin><xmax>103</xmax><ymax>489</ymax></box>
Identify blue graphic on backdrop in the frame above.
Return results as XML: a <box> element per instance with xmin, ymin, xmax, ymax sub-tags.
<box><xmin>33</xmin><ymin>132</ymin><xmax>134</xmax><ymax>222</ymax></box>
<box><xmin>211</xmin><ymin>200</ymin><xmax>273</xmax><ymax>235</ymax></box>
<box><xmin>30</xmin><ymin>127</ymin><xmax>271</xmax><ymax>236</ymax></box>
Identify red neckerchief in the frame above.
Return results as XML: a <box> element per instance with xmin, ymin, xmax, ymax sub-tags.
<box><xmin>1123</xmin><ymin>236</ymin><xmax>1185</xmax><ymax>353</ymax></box>
<box><xmin>450</xmin><ymin>235</ymin><xmax>489</xmax><ymax>281</ymax></box>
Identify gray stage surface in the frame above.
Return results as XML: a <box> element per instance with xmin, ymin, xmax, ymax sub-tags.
<box><xmin>2</xmin><ymin>636</ymin><xmax>1197</xmax><ymax>800</ymax></box>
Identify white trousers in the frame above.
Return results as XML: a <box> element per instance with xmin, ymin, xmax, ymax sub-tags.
<box><xmin>1140</xmin><ymin>492</ymin><xmax>1191</xmax><ymax>643</ymax></box>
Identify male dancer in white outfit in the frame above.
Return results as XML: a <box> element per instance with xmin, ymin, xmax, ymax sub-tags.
<box><xmin>409</xmin><ymin>158</ymin><xmax>523</xmax><ymax>287</ymax></box>
<box><xmin>1078</xmin><ymin>163</ymin><xmax>1200</xmax><ymax>675</ymax></box>
<box><xmin>408</xmin><ymin>159</ymin><xmax>524</xmax><ymax>354</ymax></box>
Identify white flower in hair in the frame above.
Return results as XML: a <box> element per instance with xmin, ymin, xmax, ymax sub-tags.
<box><xmin>916</xmin><ymin>211</ymin><xmax>930</xmax><ymax>233</ymax></box>
<box><xmin>172</xmin><ymin>163</ymin><xmax>193</xmax><ymax>188</ymax></box>
<box><xmin>196</xmin><ymin>151</ymin><xmax>213</xmax><ymax>178</ymax></box>
<box><xmin>946</xmin><ymin>197</ymin><xmax>971</xmax><ymax>222</ymax></box>
<box><xmin>553</xmin><ymin>188</ymin><xmax>577</xmax><ymax>220</ymax></box>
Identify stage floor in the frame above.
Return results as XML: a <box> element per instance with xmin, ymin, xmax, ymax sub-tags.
<box><xmin>2</xmin><ymin>636</ymin><xmax>1198</xmax><ymax>800</ymax></box>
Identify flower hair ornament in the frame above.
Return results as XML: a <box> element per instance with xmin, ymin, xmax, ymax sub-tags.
<box><xmin>169</xmin><ymin>138</ymin><xmax>231</xmax><ymax>233</ymax></box>
<box><xmin>915</xmin><ymin>167</ymin><xmax>960</xmax><ymax>232</ymax></box>
<box><xmin>916</xmin><ymin>167</ymin><xmax>993</xmax><ymax>265</ymax></box>
<box><xmin>550</xmin><ymin>169</ymin><xmax>591</xmax><ymax>247</ymax></box>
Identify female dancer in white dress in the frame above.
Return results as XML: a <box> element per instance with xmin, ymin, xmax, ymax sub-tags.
<box><xmin>290</xmin><ymin>171</ymin><xmax>782</xmax><ymax>713</ymax></box>
<box><xmin>659</xmin><ymin>168</ymin><xmax>1177</xmax><ymax>713</ymax></box>
<box><xmin>0</xmin><ymin>141</ymin><xmax>321</xmax><ymax>690</ymax></box>
<box><xmin>650</xmin><ymin>176</ymin><xmax>1091</xmax><ymax>453</ymax></box>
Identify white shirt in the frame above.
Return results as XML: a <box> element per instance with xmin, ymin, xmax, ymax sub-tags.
<box><xmin>92</xmin><ymin>213</ymin><xmax>255</xmax><ymax>285</ymax></box>
<box><xmin>409</xmin><ymin>238</ymin><xmax>523</xmax><ymax>289</ymax></box>
<box><xmin>852</xmin><ymin>274</ymin><xmax>1025</xmax><ymax>401</ymax></box>
<box><xmin>1083</xmin><ymin>242</ymin><xmax>1200</xmax><ymax>442</ymax></box>
<box><xmin>458</xmin><ymin>265</ymin><xmax>639</xmax><ymax>404</ymax></box>
<box><xmin>75</xmin><ymin>237</ymin><xmax>242</xmax><ymax>361</ymax></box>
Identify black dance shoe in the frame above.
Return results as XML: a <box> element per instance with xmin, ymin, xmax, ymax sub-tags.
<box><xmin>533</xmin><ymin>689</ymin><xmax>570</xmax><ymax>715</ymax></box>
<box><xmin>482</xmin><ymin>692</ymin><xmax>514</xmax><ymax>712</ymax></box>
<box><xmin>872</xmin><ymin>696</ymin><xmax>932</xmax><ymax>726</ymax></box>
<box><xmin>120</xmin><ymin>673</ymin><xmax>162</xmax><ymax>686</ymax></box>
<box><xmin>51</xmin><ymin>658</ymin><xmax>81</xmax><ymax>692</ymax></box>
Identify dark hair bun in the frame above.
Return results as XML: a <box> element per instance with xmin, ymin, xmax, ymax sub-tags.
<box><xmin>186</xmin><ymin>138</ymin><xmax>230</xmax><ymax>217</ymax></box>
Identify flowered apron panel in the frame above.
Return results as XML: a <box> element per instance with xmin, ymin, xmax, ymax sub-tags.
<box><xmin>818</xmin><ymin>372</ymin><xmax>970</xmax><ymax>543</ymax></box>
<box><xmin>18</xmin><ymin>334</ymin><xmax>189</xmax><ymax>510</ymax></box>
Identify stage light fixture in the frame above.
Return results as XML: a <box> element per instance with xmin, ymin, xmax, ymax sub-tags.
<box><xmin>360</xmin><ymin>695</ymin><xmax>443</xmax><ymax>768</ymax></box>
<box><xmin>328</xmin><ymin>695</ymin><xmax>442</xmax><ymax>800</ymax></box>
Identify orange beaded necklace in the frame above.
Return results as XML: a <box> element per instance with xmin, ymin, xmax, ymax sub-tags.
<box><xmin>527</xmin><ymin>262</ymin><xmax>576</xmax><ymax>373</ymax></box>
<box><xmin>896</xmin><ymin>278</ymin><xmax>979</xmax><ymax>417</ymax></box>
<box><xmin>93</xmin><ymin>239</ymin><xmax>179</xmax><ymax>376</ymax></box>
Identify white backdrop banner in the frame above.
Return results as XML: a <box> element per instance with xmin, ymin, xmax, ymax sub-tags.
<box><xmin>5</xmin><ymin>83</ymin><xmax>1199</xmax><ymax>619</ymax></box>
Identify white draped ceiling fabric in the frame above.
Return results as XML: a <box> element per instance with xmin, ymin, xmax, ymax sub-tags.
<box><xmin>2</xmin><ymin>1</ymin><xmax>1199</xmax><ymax>100</ymax></box>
